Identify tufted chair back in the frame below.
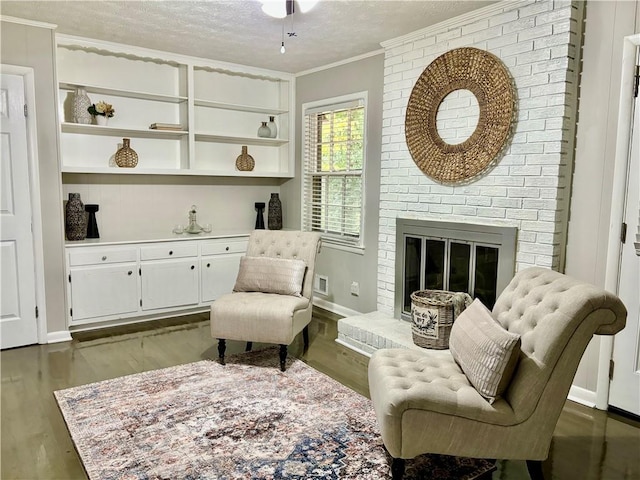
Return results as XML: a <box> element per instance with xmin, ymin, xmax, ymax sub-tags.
<box><xmin>245</xmin><ymin>230</ymin><xmax>322</xmax><ymax>300</ymax></box>
<box><xmin>492</xmin><ymin>267</ymin><xmax>627</xmax><ymax>423</ymax></box>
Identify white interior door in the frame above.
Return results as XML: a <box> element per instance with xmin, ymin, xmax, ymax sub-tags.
<box><xmin>610</xmin><ymin>72</ymin><xmax>640</xmax><ymax>416</ymax></box>
<box><xmin>0</xmin><ymin>73</ymin><xmax>38</xmax><ymax>349</ymax></box>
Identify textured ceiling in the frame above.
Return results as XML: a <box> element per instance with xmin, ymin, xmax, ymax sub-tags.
<box><xmin>0</xmin><ymin>1</ymin><xmax>494</xmax><ymax>73</ymax></box>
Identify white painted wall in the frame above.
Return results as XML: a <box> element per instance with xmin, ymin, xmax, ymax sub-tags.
<box><xmin>62</xmin><ymin>175</ymin><xmax>282</xmax><ymax>242</ymax></box>
<box><xmin>285</xmin><ymin>54</ymin><xmax>384</xmax><ymax>314</ymax></box>
<box><xmin>1</xmin><ymin>20</ymin><xmax>68</xmax><ymax>336</ymax></box>
<box><xmin>566</xmin><ymin>0</ymin><xmax>639</xmax><ymax>395</ymax></box>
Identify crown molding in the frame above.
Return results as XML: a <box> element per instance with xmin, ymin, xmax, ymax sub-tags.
<box><xmin>296</xmin><ymin>49</ymin><xmax>384</xmax><ymax>77</ymax></box>
<box><xmin>0</xmin><ymin>15</ymin><xmax>57</xmax><ymax>29</ymax></box>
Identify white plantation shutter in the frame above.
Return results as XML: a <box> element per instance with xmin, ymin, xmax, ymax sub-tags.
<box><xmin>303</xmin><ymin>96</ymin><xmax>365</xmax><ymax>246</ymax></box>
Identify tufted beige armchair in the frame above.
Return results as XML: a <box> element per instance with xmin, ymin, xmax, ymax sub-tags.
<box><xmin>210</xmin><ymin>230</ymin><xmax>321</xmax><ymax>371</ymax></box>
<box><xmin>368</xmin><ymin>267</ymin><xmax>627</xmax><ymax>480</ymax></box>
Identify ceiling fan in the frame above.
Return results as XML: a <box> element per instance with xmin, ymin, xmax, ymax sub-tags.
<box><xmin>260</xmin><ymin>0</ymin><xmax>320</xmax><ymax>19</ymax></box>
<box><xmin>260</xmin><ymin>0</ymin><xmax>320</xmax><ymax>53</ymax></box>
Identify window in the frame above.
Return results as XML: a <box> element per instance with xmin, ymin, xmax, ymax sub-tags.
<box><xmin>302</xmin><ymin>93</ymin><xmax>366</xmax><ymax>247</ymax></box>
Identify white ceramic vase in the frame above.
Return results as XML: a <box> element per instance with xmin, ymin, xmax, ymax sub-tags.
<box><xmin>73</xmin><ymin>88</ymin><xmax>92</xmax><ymax>125</ymax></box>
<box><xmin>257</xmin><ymin>121</ymin><xmax>271</xmax><ymax>138</ymax></box>
<box><xmin>267</xmin><ymin>116</ymin><xmax>278</xmax><ymax>138</ymax></box>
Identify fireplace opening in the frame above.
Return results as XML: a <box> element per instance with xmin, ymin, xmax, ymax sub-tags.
<box><xmin>395</xmin><ymin>219</ymin><xmax>517</xmax><ymax>321</ymax></box>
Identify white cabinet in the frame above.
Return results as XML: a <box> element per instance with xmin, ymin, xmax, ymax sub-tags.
<box><xmin>141</xmin><ymin>259</ymin><xmax>199</xmax><ymax>310</ymax></box>
<box><xmin>65</xmin><ymin>235</ymin><xmax>248</xmax><ymax>329</ymax></box>
<box><xmin>67</xmin><ymin>246</ymin><xmax>139</xmax><ymax>322</ymax></box>
<box><xmin>200</xmin><ymin>239</ymin><xmax>247</xmax><ymax>302</ymax></box>
<box><xmin>56</xmin><ymin>35</ymin><xmax>294</xmax><ymax>178</ymax></box>
<box><xmin>140</xmin><ymin>242</ymin><xmax>199</xmax><ymax>310</ymax></box>
<box><xmin>69</xmin><ymin>264</ymin><xmax>139</xmax><ymax>321</ymax></box>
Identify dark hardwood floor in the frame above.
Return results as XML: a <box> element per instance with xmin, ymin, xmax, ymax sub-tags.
<box><xmin>1</xmin><ymin>308</ymin><xmax>638</xmax><ymax>479</ymax></box>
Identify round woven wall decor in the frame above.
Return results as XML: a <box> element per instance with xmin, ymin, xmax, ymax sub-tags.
<box><xmin>405</xmin><ymin>47</ymin><xmax>515</xmax><ymax>184</ymax></box>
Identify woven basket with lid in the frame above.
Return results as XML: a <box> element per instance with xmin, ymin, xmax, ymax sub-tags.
<box><xmin>410</xmin><ymin>289</ymin><xmax>472</xmax><ymax>349</ymax></box>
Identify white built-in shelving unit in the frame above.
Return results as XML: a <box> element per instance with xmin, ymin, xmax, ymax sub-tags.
<box><xmin>56</xmin><ymin>35</ymin><xmax>295</xmax><ymax>177</ymax></box>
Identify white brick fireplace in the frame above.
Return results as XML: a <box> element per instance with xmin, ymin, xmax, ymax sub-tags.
<box><xmin>337</xmin><ymin>0</ymin><xmax>585</xmax><ymax>355</ymax></box>
<box><xmin>376</xmin><ymin>0</ymin><xmax>584</xmax><ymax>315</ymax></box>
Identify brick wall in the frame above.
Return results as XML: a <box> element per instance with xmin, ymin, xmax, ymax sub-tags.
<box><xmin>377</xmin><ymin>0</ymin><xmax>584</xmax><ymax>314</ymax></box>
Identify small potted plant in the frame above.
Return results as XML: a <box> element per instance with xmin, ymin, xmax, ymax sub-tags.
<box><xmin>88</xmin><ymin>101</ymin><xmax>115</xmax><ymax>126</ymax></box>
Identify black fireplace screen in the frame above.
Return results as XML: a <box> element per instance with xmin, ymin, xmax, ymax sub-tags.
<box><xmin>402</xmin><ymin>235</ymin><xmax>499</xmax><ymax>315</ymax></box>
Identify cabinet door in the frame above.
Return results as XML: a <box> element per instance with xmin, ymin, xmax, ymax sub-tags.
<box><xmin>201</xmin><ymin>254</ymin><xmax>242</xmax><ymax>303</ymax></box>
<box><xmin>141</xmin><ymin>259</ymin><xmax>199</xmax><ymax>310</ymax></box>
<box><xmin>70</xmin><ymin>264</ymin><xmax>138</xmax><ymax>321</ymax></box>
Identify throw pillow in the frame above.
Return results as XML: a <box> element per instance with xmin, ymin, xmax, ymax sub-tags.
<box><xmin>233</xmin><ymin>256</ymin><xmax>307</xmax><ymax>297</ymax></box>
<box><xmin>449</xmin><ymin>298</ymin><xmax>521</xmax><ymax>404</ymax></box>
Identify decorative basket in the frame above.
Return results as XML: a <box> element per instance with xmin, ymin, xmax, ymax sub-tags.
<box><xmin>410</xmin><ymin>290</ymin><xmax>472</xmax><ymax>349</ymax></box>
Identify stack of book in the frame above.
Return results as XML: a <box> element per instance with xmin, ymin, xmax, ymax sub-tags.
<box><xmin>149</xmin><ymin>123</ymin><xmax>184</xmax><ymax>131</ymax></box>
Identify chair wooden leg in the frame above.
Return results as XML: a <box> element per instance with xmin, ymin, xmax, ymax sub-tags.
<box><xmin>279</xmin><ymin>344</ymin><xmax>288</xmax><ymax>372</ymax></box>
<box><xmin>391</xmin><ymin>458</ymin><xmax>405</xmax><ymax>480</ymax></box>
<box><xmin>245</xmin><ymin>341</ymin><xmax>253</xmax><ymax>352</ymax></box>
<box><xmin>526</xmin><ymin>460</ymin><xmax>544</xmax><ymax>480</ymax></box>
<box><xmin>303</xmin><ymin>325</ymin><xmax>309</xmax><ymax>350</ymax></box>
<box><xmin>217</xmin><ymin>339</ymin><xmax>226</xmax><ymax>365</ymax></box>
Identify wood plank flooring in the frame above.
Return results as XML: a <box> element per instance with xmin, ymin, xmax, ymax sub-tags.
<box><xmin>1</xmin><ymin>308</ymin><xmax>638</xmax><ymax>479</ymax></box>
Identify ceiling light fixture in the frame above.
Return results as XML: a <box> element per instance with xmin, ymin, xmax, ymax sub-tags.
<box><xmin>261</xmin><ymin>0</ymin><xmax>319</xmax><ymax>18</ymax></box>
<box><xmin>261</xmin><ymin>0</ymin><xmax>319</xmax><ymax>53</ymax></box>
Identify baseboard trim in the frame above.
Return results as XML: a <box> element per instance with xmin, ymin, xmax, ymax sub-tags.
<box><xmin>47</xmin><ymin>330</ymin><xmax>73</xmax><ymax>344</ymax></box>
<box><xmin>568</xmin><ymin>385</ymin><xmax>597</xmax><ymax>408</ymax></box>
<box><xmin>312</xmin><ymin>298</ymin><xmax>362</xmax><ymax>318</ymax></box>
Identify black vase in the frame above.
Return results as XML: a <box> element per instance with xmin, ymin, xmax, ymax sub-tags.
<box><xmin>65</xmin><ymin>193</ymin><xmax>87</xmax><ymax>241</ymax></box>
<box><xmin>85</xmin><ymin>204</ymin><xmax>100</xmax><ymax>239</ymax></box>
<box><xmin>268</xmin><ymin>193</ymin><xmax>282</xmax><ymax>230</ymax></box>
<box><xmin>255</xmin><ymin>202</ymin><xmax>265</xmax><ymax>229</ymax></box>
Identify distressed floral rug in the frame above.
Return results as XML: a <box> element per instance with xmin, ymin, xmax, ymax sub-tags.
<box><xmin>54</xmin><ymin>349</ymin><xmax>495</xmax><ymax>479</ymax></box>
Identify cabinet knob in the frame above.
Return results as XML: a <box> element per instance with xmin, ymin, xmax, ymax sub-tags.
<box><xmin>207</xmin><ymin>263</ymin><xmax>211</xmax><ymax>268</ymax></box>
<box><xmin>225</xmin><ymin>246</ymin><xmax>230</xmax><ymax>251</ymax></box>
<box><xmin>102</xmin><ymin>256</ymin><xmax>107</xmax><ymax>261</ymax></box>
<box><xmin>128</xmin><ymin>271</ymin><xmax>132</xmax><ymax>275</ymax></box>
<box><xmin>190</xmin><ymin>265</ymin><xmax>195</xmax><ymax>270</ymax></box>
<box><xmin>169</xmin><ymin>250</ymin><xmax>173</xmax><ymax>255</ymax></box>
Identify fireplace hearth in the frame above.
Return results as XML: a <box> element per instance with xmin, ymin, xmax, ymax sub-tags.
<box><xmin>337</xmin><ymin>218</ymin><xmax>518</xmax><ymax>356</ymax></box>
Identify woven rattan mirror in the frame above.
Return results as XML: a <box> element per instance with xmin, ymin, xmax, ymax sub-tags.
<box><xmin>405</xmin><ymin>47</ymin><xmax>515</xmax><ymax>184</ymax></box>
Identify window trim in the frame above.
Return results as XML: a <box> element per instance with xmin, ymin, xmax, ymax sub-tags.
<box><xmin>301</xmin><ymin>91</ymin><xmax>368</xmax><ymax>249</ymax></box>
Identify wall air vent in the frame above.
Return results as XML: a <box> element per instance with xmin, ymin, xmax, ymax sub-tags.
<box><xmin>314</xmin><ymin>274</ymin><xmax>329</xmax><ymax>295</ymax></box>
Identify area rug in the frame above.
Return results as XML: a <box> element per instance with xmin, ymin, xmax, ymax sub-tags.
<box><xmin>54</xmin><ymin>349</ymin><xmax>496</xmax><ymax>479</ymax></box>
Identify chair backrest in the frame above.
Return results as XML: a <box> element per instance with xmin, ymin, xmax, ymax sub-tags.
<box><xmin>245</xmin><ymin>230</ymin><xmax>322</xmax><ymax>300</ymax></box>
<box><xmin>492</xmin><ymin>267</ymin><xmax>626</xmax><ymax>422</ymax></box>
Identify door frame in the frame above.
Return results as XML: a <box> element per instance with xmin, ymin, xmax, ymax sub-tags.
<box><xmin>1</xmin><ymin>64</ymin><xmax>48</xmax><ymax>344</ymax></box>
<box><xmin>597</xmin><ymin>33</ymin><xmax>640</xmax><ymax>409</ymax></box>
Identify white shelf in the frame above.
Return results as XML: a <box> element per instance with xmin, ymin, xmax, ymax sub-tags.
<box><xmin>61</xmin><ymin>123</ymin><xmax>188</xmax><ymax>139</ymax></box>
<box><xmin>194</xmin><ymin>98</ymin><xmax>287</xmax><ymax>115</ymax></box>
<box><xmin>60</xmin><ymin>82</ymin><xmax>187</xmax><ymax>104</ymax></box>
<box><xmin>61</xmin><ymin>166</ymin><xmax>292</xmax><ymax>178</ymax></box>
<box><xmin>57</xmin><ymin>37</ymin><xmax>294</xmax><ymax>178</ymax></box>
<box><xmin>194</xmin><ymin>132</ymin><xmax>287</xmax><ymax>146</ymax></box>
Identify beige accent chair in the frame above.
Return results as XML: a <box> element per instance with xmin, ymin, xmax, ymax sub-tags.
<box><xmin>210</xmin><ymin>230</ymin><xmax>321</xmax><ymax>371</ymax></box>
<box><xmin>368</xmin><ymin>267</ymin><xmax>627</xmax><ymax>480</ymax></box>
